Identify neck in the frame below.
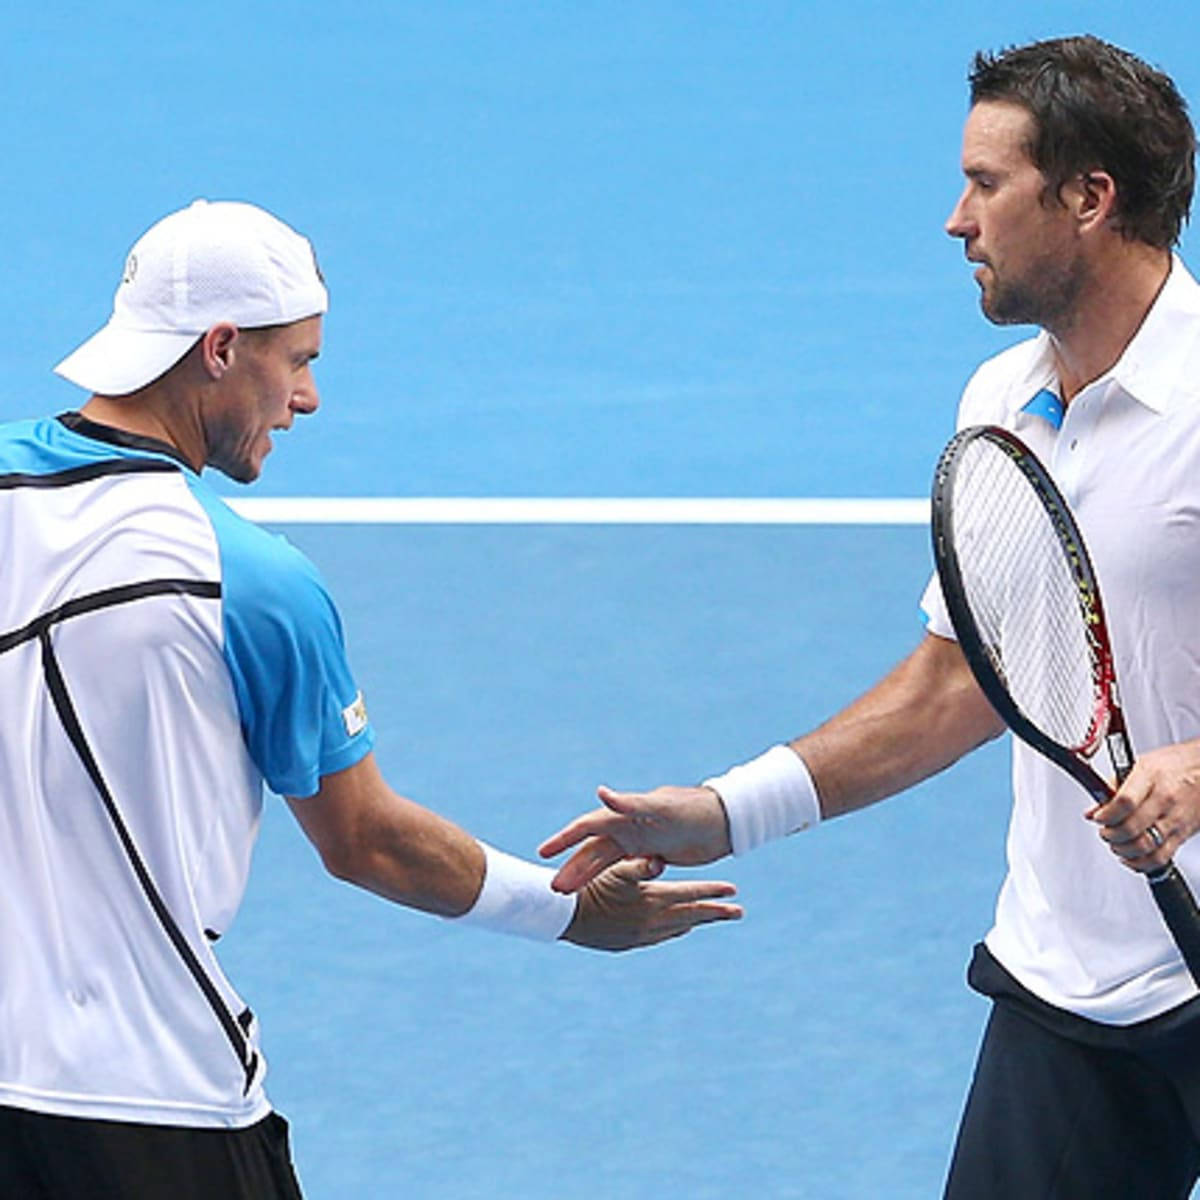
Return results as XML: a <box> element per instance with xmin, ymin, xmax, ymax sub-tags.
<box><xmin>79</xmin><ymin>359</ymin><xmax>209</xmax><ymax>473</ymax></box>
<box><xmin>1050</xmin><ymin>243</ymin><xmax>1172</xmax><ymax>403</ymax></box>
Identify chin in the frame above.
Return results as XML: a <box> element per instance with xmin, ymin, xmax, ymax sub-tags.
<box><xmin>216</xmin><ymin>460</ymin><xmax>261</xmax><ymax>485</ymax></box>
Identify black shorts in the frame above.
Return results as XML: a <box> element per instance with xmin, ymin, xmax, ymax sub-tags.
<box><xmin>0</xmin><ymin>1105</ymin><xmax>304</xmax><ymax>1199</ymax></box>
<box><xmin>944</xmin><ymin>943</ymin><xmax>1200</xmax><ymax>1199</ymax></box>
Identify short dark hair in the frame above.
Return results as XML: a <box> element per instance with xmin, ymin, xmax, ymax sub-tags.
<box><xmin>969</xmin><ymin>35</ymin><xmax>1195</xmax><ymax>248</ymax></box>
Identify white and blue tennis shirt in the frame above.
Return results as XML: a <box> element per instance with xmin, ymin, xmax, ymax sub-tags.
<box><xmin>0</xmin><ymin>413</ymin><xmax>375</xmax><ymax>1128</ymax></box>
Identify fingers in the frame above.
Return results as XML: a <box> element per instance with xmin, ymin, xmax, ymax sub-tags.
<box><xmin>641</xmin><ymin>877</ymin><xmax>739</xmax><ymax>903</ymax></box>
<box><xmin>628</xmin><ymin>876</ymin><xmax>743</xmax><ymax>937</ymax></box>
<box><xmin>610</xmin><ymin>855</ymin><xmax>666</xmax><ymax>882</ymax></box>
<box><xmin>1101</xmin><ymin>817</ymin><xmax>1177</xmax><ymax>873</ymax></box>
<box><xmin>624</xmin><ymin>892</ymin><xmax>744</xmax><ymax>948</ymax></box>
<box><xmin>1089</xmin><ymin>771</ymin><xmax>1176</xmax><ymax>873</ymax></box>
<box><xmin>548</xmin><ymin>836</ymin><xmax>628</xmax><ymax>893</ymax></box>
<box><xmin>1088</xmin><ymin>790</ymin><xmax>1138</xmax><ymax>829</ymax></box>
<box><xmin>537</xmin><ymin>788</ymin><xmax>642</xmax><ymax>860</ymax></box>
<box><xmin>563</xmin><ymin>857</ymin><xmax>743</xmax><ymax>951</ymax></box>
<box><xmin>538</xmin><ymin>812</ymin><xmax>623</xmax><ymax>860</ymax></box>
<box><xmin>595</xmin><ymin>785</ymin><xmax>644</xmax><ymax>815</ymax></box>
<box><xmin>538</xmin><ymin>815</ymin><xmax>603</xmax><ymax>860</ymax></box>
<box><xmin>648</xmin><ymin>897</ymin><xmax>744</xmax><ymax>941</ymax></box>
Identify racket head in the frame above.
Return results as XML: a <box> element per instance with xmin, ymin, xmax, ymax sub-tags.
<box><xmin>931</xmin><ymin>425</ymin><xmax>1120</xmax><ymax>800</ymax></box>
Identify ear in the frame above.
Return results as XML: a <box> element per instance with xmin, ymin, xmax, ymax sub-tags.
<box><xmin>1066</xmin><ymin>170</ymin><xmax>1118</xmax><ymax>233</ymax></box>
<box><xmin>198</xmin><ymin>323</ymin><xmax>240</xmax><ymax>381</ymax></box>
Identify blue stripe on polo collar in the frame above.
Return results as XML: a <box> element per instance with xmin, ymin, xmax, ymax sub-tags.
<box><xmin>1022</xmin><ymin>388</ymin><xmax>1064</xmax><ymax>430</ymax></box>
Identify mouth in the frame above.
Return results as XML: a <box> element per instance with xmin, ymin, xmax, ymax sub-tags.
<box><xmin>966</xmin><ymin>256</ymin><xmax>991</xmax><ymax>286</ymax></box>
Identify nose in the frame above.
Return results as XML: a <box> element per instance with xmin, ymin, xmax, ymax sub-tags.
<box><xmin>945</xmin><ymin>186</ymin><xmax>975</xmax><ymax>240</ymax></box>
<box><xmin>291</xmin><ymin>369</ymin><xmax>320</xmax><ymax>416</ymax></box>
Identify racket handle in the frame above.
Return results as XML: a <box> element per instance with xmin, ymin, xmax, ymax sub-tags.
<box><xmin>1148</xmin><ymin>864</ymin><xmax>1200</xmax><ymax>988</ymax></box>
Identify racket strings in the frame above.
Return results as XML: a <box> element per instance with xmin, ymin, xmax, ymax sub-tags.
<box><xmin>950</xmin><ymin>441</ymin><xmax>1102</xmax><ymax>753</ymax></box>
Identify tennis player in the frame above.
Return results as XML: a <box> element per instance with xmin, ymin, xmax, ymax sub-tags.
<box><xmin>540</xmin><ymin>36</ymin><xmax>1200</xmax><ymax>1198</ymax></box>
<box><xmin>0</xmin><ymin>199</ymin><xmax>742</xmax><ymax>1198</ymax></box>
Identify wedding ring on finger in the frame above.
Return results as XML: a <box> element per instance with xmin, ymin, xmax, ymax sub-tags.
<box><xmin>1147</xmin><ymin>824</ymin><xmax>1166</xmax><ymax>850</ymax></box>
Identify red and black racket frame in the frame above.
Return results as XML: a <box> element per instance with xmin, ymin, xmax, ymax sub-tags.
<box><xmin>932</xmin><ymin>424</ymin><xmax>1200</xmax><ymax>988</ymax></box>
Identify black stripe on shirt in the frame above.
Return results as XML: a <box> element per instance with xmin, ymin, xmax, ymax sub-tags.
<box><xmin>56</xmin><ymin>411</ymin><xmax>195</xmax><ymax>471</ymax></box>
<box><xmin>0</xmin><ymin>458</ymin><xmax>181</xmax><ymax>491</ymax></box>
<box><xmin>0</xmin><ymin>579</ymin><xmax>222</xmax><ymax>656</ymax></box>
<box><xmin>38</xmin><ymin>629</ymin><xmax>260</xmax><ymax>1096</ymax></box>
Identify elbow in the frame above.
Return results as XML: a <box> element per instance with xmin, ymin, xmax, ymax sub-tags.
<box><xmin>963</xmin><ymin>689</ymin><xmax>1007</xmax><ymax>749</ymax></box>
<box><xmin>317</xmin><ymin>845</ymin><xmax>359</xmax><ymax>885</ymax></box>
<box><xmin>982</xmin><ymin>713</ymin><xmax>1007</xmax><ymax>745</ymax></box>
<box><xmin>311</xmin><ymin>827</ymin><xmax>424</xmax><ymax>905</ymax></box>
<box><xmin>312</xmin><ymin>830</ymin><xmax>373</xmax><ymax>886</ymax></box>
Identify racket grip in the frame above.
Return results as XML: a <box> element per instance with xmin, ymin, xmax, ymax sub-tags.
<box><xmin>1149</xmin><ymin>864</ymin><xmax>1200</xmax><ymax>988</ymax></box>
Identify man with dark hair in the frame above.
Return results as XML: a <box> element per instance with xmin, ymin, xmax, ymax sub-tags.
<box><xmin>969</xmin><ymin>35</ymin><xmax>1195</xmax><ymax>252</ymax></box>
<box><xmin>541</xmin><ymin>35</ymin><xmax>1200</xmax><ymax>1197</ymax></box>
<box><xmin>0</xmin><ymin>199</ymin><xmax>742</xmax><ymax>1198</ymax></box>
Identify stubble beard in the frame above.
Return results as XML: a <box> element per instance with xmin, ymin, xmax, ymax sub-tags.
<box><xmin>979</xmin><ymin>254</ymin><xmax>1088</xmax><ymax>333</ymax></box>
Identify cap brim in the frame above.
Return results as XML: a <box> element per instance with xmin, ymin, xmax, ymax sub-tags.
<box><xmin>53</xmin><ymin>322</ymin><xmax>200</xmax><ymax>396</ymax></box>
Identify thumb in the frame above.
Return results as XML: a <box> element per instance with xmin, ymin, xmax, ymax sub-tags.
<box><xmin>621</xmin><ymin>855</ymin><xmax>665</xmax><ymax>882</ymax></box>
<box><xmin>597</xmin><ymin>785</ymin><xmax>643</xmax><ymax>815</ymax></box>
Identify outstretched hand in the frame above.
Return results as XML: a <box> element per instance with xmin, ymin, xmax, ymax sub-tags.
<box><xmin>562</xmin><ymin>854</ymin><xmax>741</xmax><ymax>952</ymax></box>
<box><xmin>539</xmin><ymin>784</ymin><xmax>733</xmax><ymax>893</ymax></box>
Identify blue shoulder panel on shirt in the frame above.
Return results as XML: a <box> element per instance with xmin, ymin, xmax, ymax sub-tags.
<box><xmin>184</xmin><ymin>480</ymin><xmax>376</xmax><ymax>798</ymax></box>
<box><xmin>0</xmin><ymin>419</ymin><xmax>59</xmax><ymax>474</ymax></box>
<box><xmin>0</xmin><ymin>417</ymin><xmax>181</xmax><ymax>475</ymax></box>
<box><xmin>0</xmin><ymin>417</ymin><xmax>374</xmax><ymax>796</ymax></box>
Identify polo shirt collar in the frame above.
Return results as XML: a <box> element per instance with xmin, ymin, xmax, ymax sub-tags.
<box><xmin>1007</xmin><ymin>254</ymin><xmax>1200</xmax><ymax>429</ymax></box>
<box><xmin>1110</xmin><ymin>253</ymin><xmax>1200</xmax><ymax>414</ymax></box>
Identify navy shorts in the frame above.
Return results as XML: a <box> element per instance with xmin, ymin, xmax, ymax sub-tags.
<box><xmin>0</xmin><ymin>1105</ymin><xmax>304</xmax><ymax>1199</ymax></box>
<box><xmin>944</xmin><ymin>943</ymin><xmax>1200</xmax><ymax>1199</ymax></box>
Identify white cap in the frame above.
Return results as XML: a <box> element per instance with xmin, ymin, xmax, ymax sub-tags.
<box><xmin>54</xmin><ymin>199</ymin><xmax>329</xmax><ymax>396</ymax></box>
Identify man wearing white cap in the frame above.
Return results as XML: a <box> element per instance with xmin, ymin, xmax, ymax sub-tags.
<box><xmin>0</xmin><ymin>199</ymin><xmax>741</xmax><ymax>1197</ymax></box>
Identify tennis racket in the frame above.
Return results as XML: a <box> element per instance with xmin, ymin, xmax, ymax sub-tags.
<box><xmin>931</xmin><ymin>423</ymin><xmax>1200</xmax><ymax>986</ymax></box>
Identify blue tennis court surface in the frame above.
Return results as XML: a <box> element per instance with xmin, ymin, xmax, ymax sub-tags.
<box><xmin>4</xmin><ymin>3</ymin><xmax>1200</xmax><ymax>1195</ymax></box>
<box><xmin>219</xmin><ymin>524</ymin><xmax>1011</xmax><ymax>1197</ymax></box>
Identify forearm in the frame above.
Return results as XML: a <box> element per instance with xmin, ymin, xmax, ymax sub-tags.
<box><xmin>287</xmin><ymin>754</ymin><xmax>485</xmax><ymax>917</ymax></box>
<box><xmin>796</xmin><ymin>632</ymin><xmax>1003</xmax><ymax>819</ymax></box>
<box><xmin>294</xmin><ymin>753</ymin><xmax>740</xmax><ymax>949</ymax></box>
<box><xmin>342</xmin><ymin>797</ymin><xmax>485</xmax><ymax>917</ymax></box>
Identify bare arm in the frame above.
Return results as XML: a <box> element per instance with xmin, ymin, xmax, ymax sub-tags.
<box><xmin>286</xmin><ymin>751</ymin><xmax>742</xmax><ymax>948</ymax></box>
<box><xmin>540</xmin><ymin>632</ymin><xmax>1004</xmax><ymax>889</ymax></box>
<box><xmin>797</xmin><ymin>630</ymin><xmax>1004</xmax><ymax>819</ymax></box>
<box><xmin>286</xmin><ymin>751</ymin><xmax>484</xmax><ymax>916</ymax></box>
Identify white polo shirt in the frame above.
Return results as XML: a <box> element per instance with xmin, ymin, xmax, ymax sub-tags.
<box><xmin>0</xmin><ymin>414</ymin><xmax>375</xmax><ymax>1126</ymax></box>
<box><xmin>922</xmin><ymin>256</ymin><xmax>1200</xmax><ymax>1025</ymax></box>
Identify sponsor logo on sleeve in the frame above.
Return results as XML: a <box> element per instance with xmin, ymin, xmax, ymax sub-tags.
<box><xmin>342</xmin><ymin>691</ymin><xmax>369</xmax><ymax>737</ymax></box>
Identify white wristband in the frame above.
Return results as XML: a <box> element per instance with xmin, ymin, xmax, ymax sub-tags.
<box><xmin>703</xmin><ymin>744</ymin><xmax>821</xmax><ymax>856</ymax></box>
<box><xmin>450</xmin><ymin>843</ymin><xmax>578</xmax><ymax>941</ymax></box>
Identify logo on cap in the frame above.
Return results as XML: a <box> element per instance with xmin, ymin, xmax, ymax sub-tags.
<box><xmin>122</xmin><ymin>254</ymin><xmax>138</xmax><ymax>285</ymax></box>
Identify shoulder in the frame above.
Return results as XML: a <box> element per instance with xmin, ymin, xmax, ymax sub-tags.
<box><xmin>183</xmin><ymin>480</ymin><xmax>339</xmax><ymax>626</ymax></box>
<box><xmin>0</xmin><ymin>416</ymin><xmax>100</xmax><ymax>474</ymax></box>
<box><xmin>0</xmin><ymin>417</ymin><xmax>44</xmax><ymax>451</ymax></box>
<box><xmin>0</xmin><ymin>414</ymin><xmax>192</xmax><ymax>481</ymax></box>
<box><xmin>182</xmin><ymin>485</ymin><xmax>373</xmax><ymax>798</ymax></box>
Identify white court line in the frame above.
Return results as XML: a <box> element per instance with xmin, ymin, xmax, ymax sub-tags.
<box><xmin>227</xmin><ymin>497</ymin><xmax>930</xmax><ymax>525</ymax></box>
